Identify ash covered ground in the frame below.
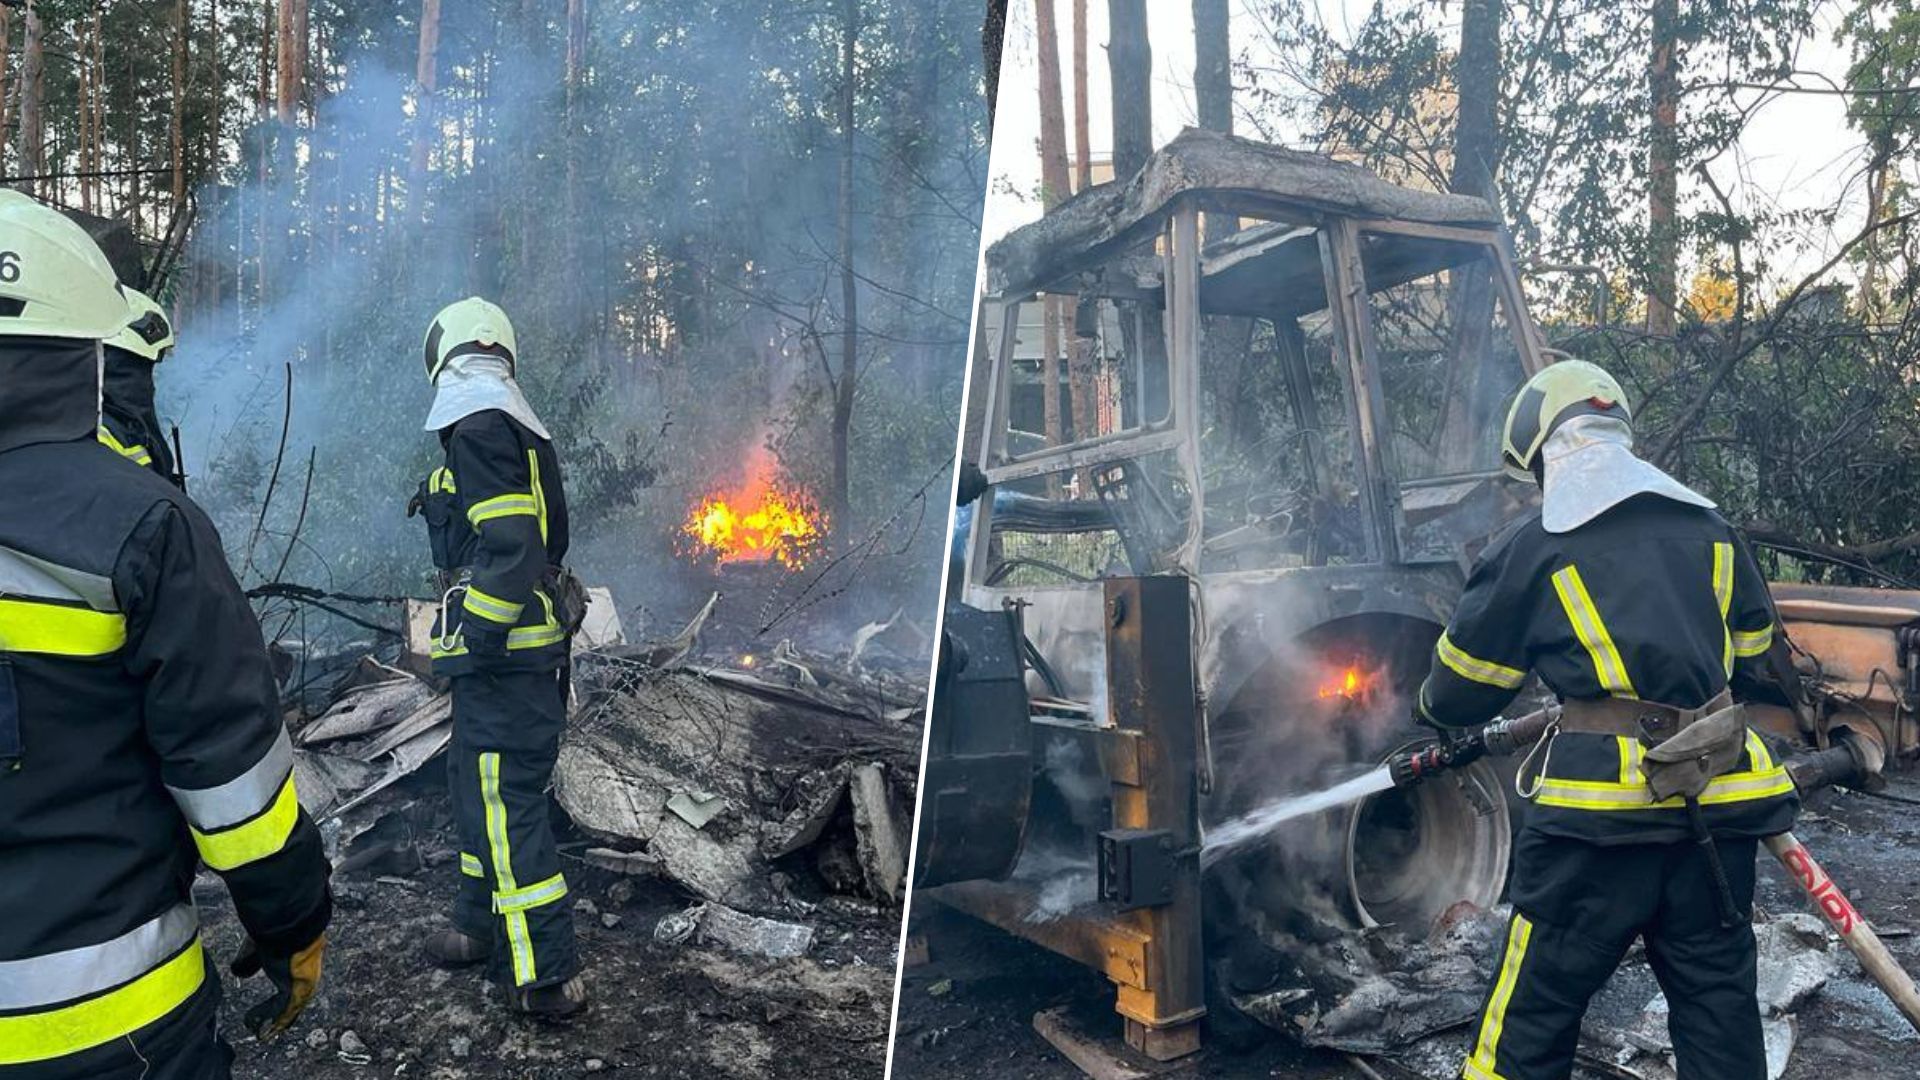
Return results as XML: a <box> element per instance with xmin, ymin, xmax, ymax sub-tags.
<box><xmin>201</xmin><ymin>790</ymin><xmax>900</xmax><ymax>1080</ymax></box>
<box><xmin>192</xmin><ymin>590</ymin><xmax>927</xmax><ymax>1080</ymax></box>
<box><xmin>893</xmin><ymin>775</ymin><xmax>1920</xmax><ymax>1080</ymax></box>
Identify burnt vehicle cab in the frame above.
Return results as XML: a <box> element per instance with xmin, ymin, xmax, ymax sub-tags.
<box><xmin>920</xmin><ymin>127</ymin><xmax>1920</xmax><ymax>1062</ymax></box>
<box><xmin>922</xmin><ymin>128</ymin><xmax>1552</xmax><ymax>1057</ymax></box>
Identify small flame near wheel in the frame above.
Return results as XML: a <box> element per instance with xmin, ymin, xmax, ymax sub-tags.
<box><xmin>1318</xmin><ymin>665</ymin><xmax>1376</xmax><ymax>701</ymax></box>
<box><xmin>680</xmin><ymin>475</ymin><xmax>826</xmax><ymax>571</ymax></box>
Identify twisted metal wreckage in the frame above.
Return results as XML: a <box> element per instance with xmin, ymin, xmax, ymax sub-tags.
<box><xmin>917</xmin><ymin>128</ymin><xmax>1920</xmax><ymax>1077</ymax></box>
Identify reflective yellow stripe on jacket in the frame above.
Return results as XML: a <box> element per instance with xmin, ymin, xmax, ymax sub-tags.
<box><xmin>463</xmin><ymin>584</ymin><xmax>525</xmax><ymax>625</ymax></box>
<box><xmin>1551</xmin><ymin>564</ymin><xmax>1636</xmax><ymax>697</ymax></box>
<box><xmin>169</xmin><ymin>728</ymin><xmax>304</xmax><ymax>871</ymax></box>
<box><xmin>1436</xmin><ymin>631</ymin><xmax>1526</xmax><ymax>689</ymax></box>
<box><xmin>0</xmin><ymin>905</ymin><xmax>206</xmax><ymax>1065</ymax></box>
<box><xmin>1732</xmin><ymin>624</ymin><xmax>1774</xmax><ymax>658</ymax></box>
<box><xmin>468</xmin><ymin>493</ymin><xmax>538</xmax><ymax>528</ymax></box>
<box><xmin>0</xmin><ymin>597</ymin><xmax>126</xmax><ymax>656</ymax></box>
<box><xmin>1712</xmin><ymin>542</ymin><xmax>1735</xmax><ymax>676</ymax></box>
<box><xmin>1533</xmin><ymin>730</ymin><xmax>1793</xmax><ymax>811</ymax></box>
<box><xmin>97</xmin><ymin>425</ymin><xmax>153</xmax><ymax>468</ymax></box>
<box><xmin>527</xmin><ymin>449</ymin><xmax>550</xmax><ymax>544</ymax></box>
<box><xmin>189</xmin><ymin>774</ymin><xmax>303</xmax><ymax>871</ymax></box>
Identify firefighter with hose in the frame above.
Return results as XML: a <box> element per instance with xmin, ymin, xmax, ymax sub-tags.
<box><xmin>410</xmin><ymin>297</ymin><xmax>588</xmax><ymax>1017</ymax></box>
<box><xmin>1412</xmin><ymin>360</ymin><xmax>1796</xmax><ymax>1080</ymax></box>
<box><xmin>0</xmin><ymin>191</ymin><xmax>331</xmax><ymax>1076</ymax></box>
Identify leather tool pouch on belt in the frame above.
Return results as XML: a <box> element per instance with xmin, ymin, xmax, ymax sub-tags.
<box><xmin>546</xmin><ymin>565</ymin><xmax>590</xmax><ymax>637</ymax></box>
<box><xmin>1641</xmin><ymin>703</ymin><xmax>1750</xmax><ymax>802</ymax></box>
<box><xmin>408</xmin><ymin>475</ymin><xmax>460</xmax><ymax>572</ymax></box>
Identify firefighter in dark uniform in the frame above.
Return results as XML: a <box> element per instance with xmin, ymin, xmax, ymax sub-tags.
<box><xmin>411</xmin><ymin>297</ymin><xmax>585</xmax><ymax>1016</ymax></box>
<box><xmin>0</xmin><ymin>191</ymin><xmax>330</xmax><ymax>1077</ymax></box>
<box><xmin>1416</xmin><ymin>360</ymin><xmax>1796</xmax><ymax>1080</ymax></box>
<box><xmin>97</xmin><ymin>287</ymin><xmax>181</xmax><ymax>486</ymax></box>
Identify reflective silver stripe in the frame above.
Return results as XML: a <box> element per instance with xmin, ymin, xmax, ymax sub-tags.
<box><xmin>166</xmin><ymin>727</ymin><xmax>295</xmax><ymax>831</ymax></box>
<box><xmin>0</xmin><ymin>904</ymin><xmax>198</xmax><ymax>1010</ymax></box>
<box><xmin>0</xmin><ymin>544</ymin><xmax>118</xmax><ymax>611</ymax></box>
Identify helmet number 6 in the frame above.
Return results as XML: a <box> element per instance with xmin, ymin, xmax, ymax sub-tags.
<box><xmin>0</xmin><ymin>252</ymin><xmax>20</xmax><ymax>283</ymax></box>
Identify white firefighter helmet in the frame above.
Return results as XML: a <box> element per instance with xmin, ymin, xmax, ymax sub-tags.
<box><xmin>0</xmin><ymin>189</ymin><xmax>128</xmax><ymax>341</ymax></box>
<box><xmin>423</xmin><ymin>297</ymin><xmax>517</xmax><ymax>383</ymax></box>
<box><xmin>1503</xmin><ymin>359</ymin><xmax>1714</xmax><ymax>532</ymax></box>
<box><xmin>106</xmin><ymin>287</ymin><xmax>175</xmax><ymax>362</ymax></box>
<box><xmin>1499</xmin><ymin>359</ymin><xmax>1631</xmax><ymax>483</ymax></box>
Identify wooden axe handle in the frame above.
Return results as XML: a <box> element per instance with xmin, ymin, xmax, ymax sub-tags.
<box><xmin>1765</xmin><ymin>831</ymin><xmax>1920</xmax><ymax>1034</ymax></box>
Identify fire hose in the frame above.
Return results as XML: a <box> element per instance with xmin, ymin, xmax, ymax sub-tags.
<box><xmin>1391</xmin><ymin>707</ymin><xmax>1920</xmax><ymax>1034</ymax></box>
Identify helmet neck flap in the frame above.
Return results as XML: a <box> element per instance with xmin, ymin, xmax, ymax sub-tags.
<box><xmin>0</xmin><ymin>337</ymin><xmax>102</xmax><ymax>455</ymax></box>
<box><xmin>1539</xmin><ymin>414</ymin><xmax>1714</xmax><ymax>533</ymax></box>
<box><xmin>423</xmin><ymin>354</ymin><xmax>550</xmax><ymax>440</ymax></box>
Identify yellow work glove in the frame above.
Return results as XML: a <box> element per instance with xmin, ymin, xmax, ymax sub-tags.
<box><xmin>230</xmin><ymin>933</ymin><xmax>326</xmax><ymax>1041</ymax></box>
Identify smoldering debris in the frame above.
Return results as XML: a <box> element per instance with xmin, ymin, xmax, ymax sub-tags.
<box><xmin>655</xmin><ymin>902</ymin><xmax>818</xmax><ymax>959</ymax></box>
<box><xmin>1227</xmin><ymin>902</ymin><xmax>1510</xmax><ymax>1057</ymax></box>
<box><xmin>1570</xmin><ymin>914</ymin><xmax>1837</xmax><ymax>1080</ymax></box>
<box><xmin>272</xmin><ymin>583</ymin><xmax>925</xmax><ymax>1042</ymax></box>
<box><xmin>1224</xmin><ymin>904</ymin><xmax>1849</xmax><ymax>1079</ymax></box>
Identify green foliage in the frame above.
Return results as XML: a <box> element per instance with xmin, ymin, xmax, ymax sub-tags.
<box><xmin>1227</xmin><ymin>0</ymin><xmax>1920</xmax><ymax>584</ymax></box>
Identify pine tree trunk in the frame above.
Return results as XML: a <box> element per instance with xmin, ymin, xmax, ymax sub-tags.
<box><xmin>256</xmin><ymin>0</ymin><xmax>272</xmax><ymax>305</ymax></box>
<box><xmin>208</xmin><ymin>0</ymin><xmax>225</xmax><ymax>322</ymax></box>
<box><xmin>565</xmin><ymin>0</ymin><xmax>585</xmax><ymax>283</ymax></box>
<box><xmin>0</xmin><ymin>10</ymin><xmax>13</xmax><ymax>181</ymax></box>
<box><xmin>172</xmin><ymin>0</ymin><xmax>188</xmax><ymax>205</ymax></box>
<box><xmin>1072</xmin><ymin>0</ymin><xmax>1090</xmax><ymax>191</ymax></box>
<box><xmin>16</xmin><ymin>1</ymin><xmax>42</xmax><ymax>196</ymax></box>
<box><xmin>1193</xmin><ymin>0</ymin><xmax>1230</xmax><ymax>134</ymax></box>
<box><xmin>276</xmin><ymin>0</ymin><xmax>307</xmax><ymax>121</ymax></box>
<box><xmin>1036</xmin><ymin>0</ymin><xmax>1070</xmax><ymax>456</ymax></box>
<box><xmin>1647</xmin><ymin>0</ymin><xmax>1679</xmax><ymax>337</ymax></box>
<box><xmin>80</xmin><ymin>6</ymin><xmax>97</xmax><ymax>210</ymax></box>
<box><xmin>412</xmin><ymin>0</ymin><xmax>441</xmax><ymax>221</ymax></box>
<box><xmin>1440</xmin><ymin>0</ymin><xmax>1503</xmax><ymax>470</ymax></box>
<box><xmin>1107</xmin><ymin>0</ymin><xmax>1151</xmax><ymax>176</ymax></box>
<box><xmin>1863</xmin><ymin>152</ymin><xmax>1889</xmax><ymax>321</ymax></box>
<box><xmin>832</xmin><ymin>0</ymin><xmax>860</xmax><ymax>530</ymax></box>
<box><xmin>983</xmin><ymin>0</ymin><xmax>1006</xmax><ymax>130</ymax></box>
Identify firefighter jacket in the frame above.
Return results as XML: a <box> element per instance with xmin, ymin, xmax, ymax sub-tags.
<box><xmin>0</xmin><ymin>337</ymin><xmax>330</xmax><ymax>1072</ymax></box>
<box><xmin>1416</xmin><ymin>493</ymin><xmax>1798</xmax><ymax>845</ymax></box>
<box><xmin>97</xmin><ymin>346</ymin><xmax>179</xmax><ymax>486</ymax></box>
<box><xmin>417</xmin><ymin>409</ymin><xmax>571</xmax><ymax>676</ymax></box>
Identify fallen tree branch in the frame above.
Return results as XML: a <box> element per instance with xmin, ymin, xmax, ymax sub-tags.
<box><xmin>1651</xmin><ymin>207</ymin><xmax>1920</xmax><ymax>467</ymax></box>
<box><xmin>1744</xmin><ymin>523</ymin><xmax>1920</xmax><ymax>566</ymax></box>
<box><xmin>245</xmin><ymin>582</ymin><xmax>419</xmax><ymax>640</ymax></box>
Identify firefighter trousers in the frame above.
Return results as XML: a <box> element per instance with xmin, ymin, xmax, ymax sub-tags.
<box><xmin>1461</xmin><ymin>829</ymin><xmax>1765</xmax><ymax>1080</ymax></box>
<box><xmin>447</xmin><ymin>668</ymin><xmax>578</xmax><ymax>989</ymax></box>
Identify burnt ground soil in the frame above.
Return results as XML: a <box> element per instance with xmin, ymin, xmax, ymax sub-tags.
<box><xmin>892</xmin><ymin>774</ymin><xmax>1920</xmax><ymax>1080</ymax></box>
<box><xmin>196</xmin><ymin>775</ymin><xmax>901</xmax><ymax>1080</ymax></box>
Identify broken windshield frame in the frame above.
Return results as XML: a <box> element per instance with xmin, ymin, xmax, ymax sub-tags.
<box><xmin>965</xmin><ymin>195</ymin><xmax>1548</xmax><ymax>594</ymax></box>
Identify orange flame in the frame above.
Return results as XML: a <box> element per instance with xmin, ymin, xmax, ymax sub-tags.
<box><xmin>681</xmin><ymin>482</ymin><xmax>825</xmax><ymax>570</ymax></box>
<box><xmin>1318</xmin><ymin>665</ymin><xmax>1372</xmax><ymax>700</ymax></box>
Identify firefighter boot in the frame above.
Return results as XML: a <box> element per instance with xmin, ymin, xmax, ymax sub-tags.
<box><xmin>424</xmin><ymin>927</ymin><xmax>492</xmax><ymax>967</ymax></box>
<box><xmin>511</xmin><ymin>975</ymin><xmax>589</xmax><ymax>1019</ymax></box>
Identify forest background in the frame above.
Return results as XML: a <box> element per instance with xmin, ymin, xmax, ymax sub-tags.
<box><xmin>3</xmin><ymin>0</ymin><xmax>988</xmax><ymax>645</ymax></box>
<box><xmin>989</xmin><ymin>0</ymin><xmax>1920</xmax><ymax>587</ymax></box>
